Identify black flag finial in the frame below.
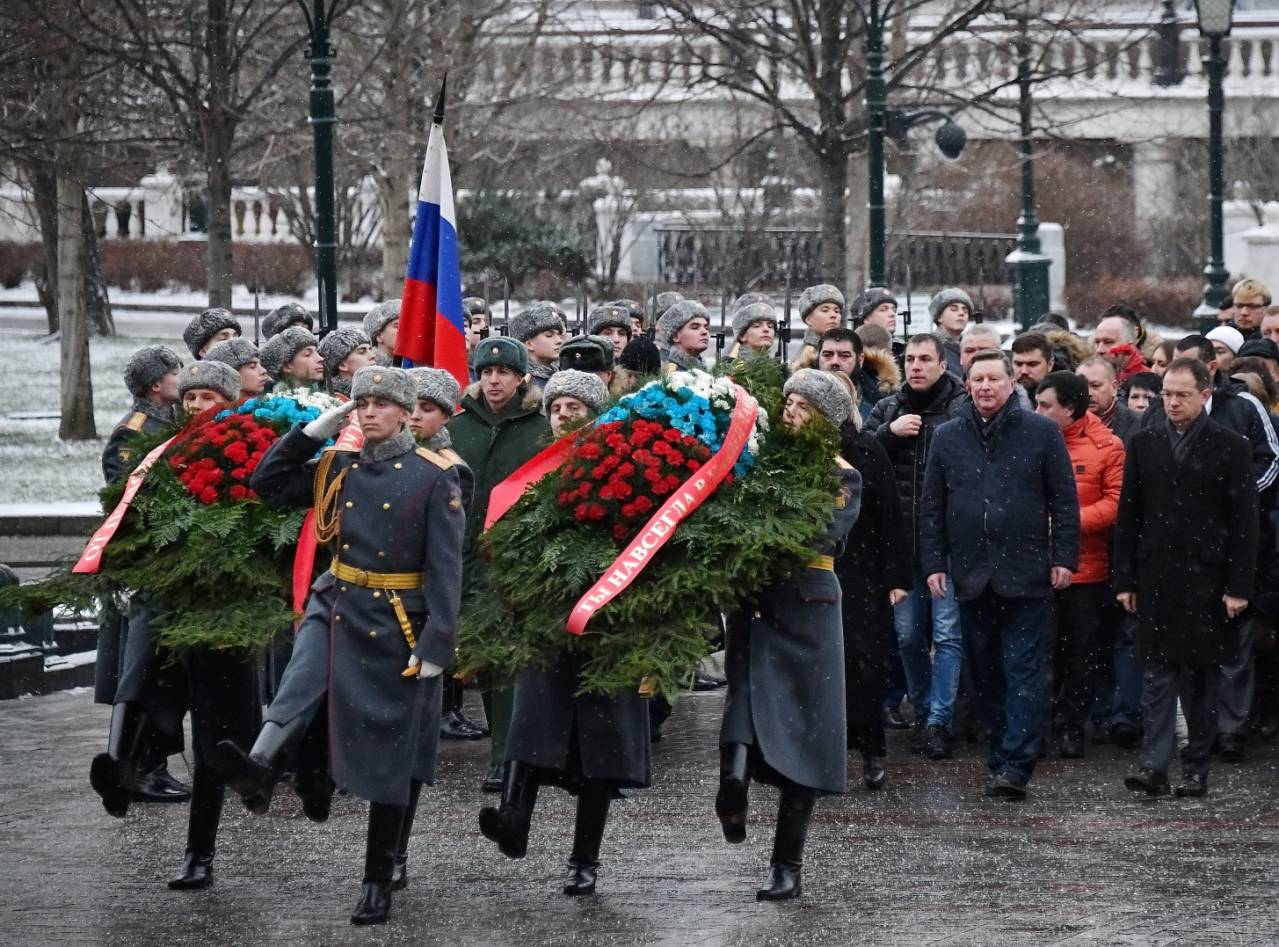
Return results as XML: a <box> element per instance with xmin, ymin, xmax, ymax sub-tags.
<box><xmin>433</xmin><ymin>74</ymin><xmax>448</xmax><ymax>125</ymax></box>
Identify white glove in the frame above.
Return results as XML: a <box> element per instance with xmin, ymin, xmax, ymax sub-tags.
<box><xmin>303</xmin><ymin>400</ymin><xmax>357</xmax><ymax>441</ymax></box>
<box><xmin>405</xmin><ymin>655</ymin><xmax>444</xmax><ymax>679</ymax></box>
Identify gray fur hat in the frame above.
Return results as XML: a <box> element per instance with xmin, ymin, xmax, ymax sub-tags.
<box><xmin>783</xmin><ymin>368</ymin><xmax>853</xmax><ymax>428</ymax></box>
<box><xmin>183</xmin><ymin>308</ymin><xmax>241</xmax><ymax>358</ymax></box>
<box><xmin>260</xmin><ymin>325</ymin><xmax>319</xmax><ymax>380</ymax></box>
<box><xmin>730</xmin><ymin>292</ymin><xmax>772</xmax><ymax>314</ymax></box>
<box><xmin>408</xmin><ymin>367</ymin><xmax>461</xmax><ymax>413</ymax></box>
<box><xmin>649</xmin><ymin>291</ymin><xmax>684</xmax><ymax>322</ymax></box>
<box><xmin>318</xmin><ymin>326</ymin><xmax>372</xmax><ymax>379</ymax></box>
<box><xmin>610</xmin><ymin>299</ymin><xmax>645</xmax><ymax>325</ymax></box>
<box><xmin>732</xmin><ymin>301</ymin><xmax>779</xmax><ymax>342</ymax></box>
<box><xmin>656</xmin><ymin>300</ymin><xmax>709</xmax><ymax>348</ymax></box>
<box><xmin>203</xmin><ymin>338</ymin><xmax>259</xmax><ymax>371</ymax></box>
<box><xmin>797</xmin><ymin>285</ymin><xmax>844</xmax><ymax>322</ymax></box>
<box><xmin>123</xmin><ymin>345</ymin><xmax>183</xmax><ymax>399</ymax></box>
<box><xmin>462</xmin><ymin>297</ymin><xmax>489</xmax><ymax>320</ymax></box>
<box><xmin>543</xmin><ymin>369</ymin><xmax>610</xmax><ymax>415</ymax></box>
<box><xmin>363</xmin><ymin>299</ymin><xmax>401</xmax><ymax>344</ymax></box>
<box><xmin>178</xmin><ymin>359</ymin><xmax>241</xmax><ymax>401</ymax></box>
<box><xmin>587</xmin><ymin>304</ymin><xmax>633</xmax><ymax>338</ymax></box>
<box><xmin>852</xmin><ymin>288</ymin><xmax>898</xmax><ymax>323</ymax></box>
<box><xmin>929</xmin><ymin>288</ymin><xmax>974</xmax><ymax>323</ymax></box>
<box><xmin>351</xmin><ymin>366</ymin><xmax>415</xmax><ymax>412</ymax></box>
<box><xmin>473</xmin><ymin>336</ymin><xmax>528</xmax><ymax>375</ymax></box>
<box><xmin>262</xmin><ymin>302</ymin><xmax>313</xmax><ymax>340</ymax></box>
<box><xmin>510</xmin><ymin>302</ymin><xmax>566</xmax><ymax>342</ymax></box>
<box><xmin>560</xmin><ymin>334</ymin><xmax>614</xmax><ymax>372</ymax></box>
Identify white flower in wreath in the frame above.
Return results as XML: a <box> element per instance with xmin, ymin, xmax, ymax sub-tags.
<box><xmin>289</xmin><ymin>389</ymin><xmax>344</xmax><ymax>413</ymax></box>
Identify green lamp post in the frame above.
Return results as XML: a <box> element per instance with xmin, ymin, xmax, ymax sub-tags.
<box><xmin>297</xmin><ymin>0</ymin><xmax>339</xmax><ymax>336</ymax></box>
<box><xmin>1192</xmin><ymin>0</ymin><xmax>1234</xmax><ymax>334</ymax></box>
<box><xmin>1004</xmin><ymin>1</ymin><xmax>1051</xmax><ymax>333</ymax></box>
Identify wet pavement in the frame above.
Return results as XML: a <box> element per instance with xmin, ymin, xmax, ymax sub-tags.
<box><xmin>2</xmin><ymin>688</ymin><xmax>1278</xmax><ymax>946</ymax></box>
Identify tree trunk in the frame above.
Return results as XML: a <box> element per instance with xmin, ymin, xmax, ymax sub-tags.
<box><xmin>57</xmin><ymin>171</ymin><xmax>96</xmax><ymax>440</ymax></box>
<box><xmin>379</xmin><ymin>162</ymin><xmax>412</xmax><ymax>300</ymax></box>
<box><xmin>205</xmin><ymin>125</ymin><xmax>235</xmax><ymax>309</ymax></box>
<box><xmin>844</xmin><ymin>151</ymin><xmax>868</xmax><ymax>297</ymax></box>
<box><xmin>82</xmin><ymin>192</ymin><xmax>114</xmax><ymax>336</ymax></box>
<box><xmin>30</xmin><ymin>167</ymin><xmax>60</xmax><ymax>334</ymax></box>
<box><xmin>818</xmin><ymin>150</ymin><xmax>848</xmax><ymax>290</ymax></box>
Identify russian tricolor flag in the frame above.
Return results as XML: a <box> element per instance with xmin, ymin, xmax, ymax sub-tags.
<box><xmin>395</xmin><ymin>83</ymin><xmax>468</xmax><ymax>386</ymax></box>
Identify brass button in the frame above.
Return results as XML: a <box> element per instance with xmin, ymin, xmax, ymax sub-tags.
<box><xmin>369</xmin><ymin>630</ymin><xmax>378</xmax><ymax>638</ymax></box>
<box><xmin>341</xmin><ymin>543</ymin><xmax>350</xmax><ymax>551</ymax></box>
<box><xmin>345</xmin><ymin>501</ymin><xmax>354</xmax><ymax>509</ymax></box>
<box><xmin>352</xmin><ymin>463</ymin><xmax>359</xmax><ymax>469</ymax></box>
<box><xmin>382</xmin><ymin>502</ymin><xmax>391</xmax><ymax>510</ymax></box>
<box><xmin>378</xmin><ymin>550</ymin><xmax>386</xmax><ymax>558</ymax></box>
<box><xmin>372</xmin><ymin>590</ymin><xmax>381</xmax><ymax>599</ymax></box>
<box><xmin>340</xmin><ymin>586</ymin><xmax>347</xmax><ymax>593</ymax></box>
<box><xmin>394</xmin><ymin>463</ymin><xmax>402</xmax><ymax>470</ymax></box>
<box><xmin>335</xmin><ymin>615</ymin><xmax>342</xmax><ymax>622</ymax></box>
<box><xmin>753</xmin><ymin>610</ymin><xmax>762</xmax><ymax>619</ymax></box>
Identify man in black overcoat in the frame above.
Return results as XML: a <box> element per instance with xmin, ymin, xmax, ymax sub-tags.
<box><xmin>1115</xmin><ymin>357</ymin><xmax>1259</xmax><ymax>798</ymax></box>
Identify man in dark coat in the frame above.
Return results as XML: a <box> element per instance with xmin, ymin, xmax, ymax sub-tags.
<box><xmin>920</xmin><ymin>350</ymin><xmax>1080</xmax><ymax>799</ymax></box>
<box><xmin>1115</xmin><ymin>358</ymin><xmax>1259</xmax><ymax>798</ymax></box>
<box><xmin>836</xmin><ymin>419</ymin><xmax>911</xmax><ymax>790</ymax></box>
<box><xmin>95</xmin><ymin>345</ymin><xmax>191</xmax><ymax>806</ymax></box>
<box><xmin>220</xmin><ymin>366</ymin><xmax>465</xmax><ymax>926</ymax></box>
<box><xmin>449</xmin><ymin>337</ymin><xmax>552</xmax><ymax>789</ymax></box>
<box><xmin>865</xmin><ymin>334</ymin><xmax>968</xmax><ymax>758</ymax></box>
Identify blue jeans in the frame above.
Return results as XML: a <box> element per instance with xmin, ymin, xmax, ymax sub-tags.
<box><xmin>959</xmin><ymin>588</ymin><xmax>1050</xmax><ymax>785</ymax></box>
<box><xmin>1109</xmin><ymin>613</ymin><xmax>1144</xmax><ymax>730</ymax></box>
<box><xmin>893</xmin><ymin>561</ymin><xmax>963</xmax><ymax>729</ymax></box>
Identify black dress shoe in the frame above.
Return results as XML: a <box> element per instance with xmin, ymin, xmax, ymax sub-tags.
<box><xmin>1109</xmin><ymin>721</ymin><xmax>1141</xmax><ymax>749</ymax></box>
<box><xmin>862</xmin><ymin>754</ymin><xmax>887</xmax><ymax>791</ymax></box>
<box><xmin>924</xmin><ymin>725</ymin><xmax>952</xmax><ymax>760</ymax></box>
<box><xmin>1123</xmin><ymin>767</ymin><xmax>1170</xmax><ymax>796</ymax></box>
<box><xmin>1174</xmin><ymin>772</ymin><xmax>1208</xmax><ymax>797</ymax></box>
<box><xmin>439</xmin><ymin>710</ymin><xmax>485</xmax><ymax>741</ymax></box>
<box><xmin>350</xmin><ymin>881</ymin><xmax>392</xmax><ymax>925</ymax></box>
<box><xmin>1059</xmin><ymin>732</ymin><xmax>1084</xmax><ymax>759</ymax></box>
<box><xmin>132</xmin><ymin>766</ymin><xmax>192</xmax><ymax>804</ymax></box>
<box><xmin>692</xmin><ymin>670</ymin><xmax>727</xmax><ymax>691</ymax></box>
<box><xmin>167</xmin><ymin>851</ymin><xmax>214</xmax><ymax>890</ymax></box>
<box><xmin>756</xmin><ymin>861</ymin><xmax>802</xmax><ymax>901</ymax></box>
<box><xmin>563</xmin><ymin>858</ymin><xmax>598</xmax><ymax>895</ymax></box>
<box><xmin>390</xmin><ymin>857</ymin><xmax>408</xmax><ymax>892</ymax></box>
<box><xmin>985</xmin><ymin>775</ymin><xmax>1028</xmax><ymax>800</ymax></box>
<box><xmin>481</xmin><ymin>764</ymin><xmax>506</xmax><ymax>793</ymax></box>
<box><xmin>882</xmin><ymin>706</ymin><xmax>910</xmax><ymax>730</ymax></box>
<box><xmin>1217</xmin><ymin>734</ymin><xmax>1248</xmax><ymax>763</ymax></box>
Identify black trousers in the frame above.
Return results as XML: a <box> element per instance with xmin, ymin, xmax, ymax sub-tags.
<box><xmin>1052</xmin><ymin>583</ymin><xmax>1110</xmax><ymax>736</ymax></box>
<box><xmin>1138</xmin><ymin>659</ymin><xmax>1219</xmax><ymax>777</ymax></box>
<box><xmin>844</xmin><ymin>643</ymin><xmax>888</xmax><ymax>757</ymax></box>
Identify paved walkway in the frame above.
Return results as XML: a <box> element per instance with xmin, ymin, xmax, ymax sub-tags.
<box><xmin>1</xmin><ymin>688</ymin><xmax>1278</xmax><ymax>946</ymax></box>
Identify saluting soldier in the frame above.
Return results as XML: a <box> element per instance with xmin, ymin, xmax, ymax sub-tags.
<box><xmin>217</xmin><ymin>366</ymin><xmax>465</xmax><ymax>927</ymax></box>
<box><xmin>95</xmin><ymin>345</ymin><xmax>191</xmax><ymax>807</ymax></box>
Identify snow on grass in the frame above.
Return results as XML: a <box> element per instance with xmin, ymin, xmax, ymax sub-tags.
<box><xmin>0</xmin><ymin>331</ymin><xmax>171</xmax><ymax>504</ymax></box>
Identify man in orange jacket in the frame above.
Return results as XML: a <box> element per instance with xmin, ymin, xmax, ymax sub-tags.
<box><xmin>1035</xmin><ymin>372</ymin><xmax>1126</xmax><ymax>758</ymax></box>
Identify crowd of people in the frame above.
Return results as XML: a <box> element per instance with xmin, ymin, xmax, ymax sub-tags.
<box><xmin>78</xmin><ymin>273</ymin><xmax>1279</xmax><ymax>920</ymax></box>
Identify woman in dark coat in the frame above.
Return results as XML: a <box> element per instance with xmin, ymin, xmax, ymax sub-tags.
<box><xmin>837</xmin><ymin>415</ymin><xmax>912</xmax><ymax>791</ymax></box>
<box><xmin>717</xmin><ymin>369</ymin><xmax>863</xmax><ymax>902</ymax></box>
<box><xmin>478</xmin><ymin>371</ymin><xmax>648</xmax><ymax>897</ymax></box>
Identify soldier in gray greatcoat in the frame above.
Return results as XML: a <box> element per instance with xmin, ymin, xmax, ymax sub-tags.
<box><xmin>477</xmin><ymin>370</ymin><xmax>646</xmax><ymax>897</ymax></box>
<box><xmin>94</xmin><ymin>345</ymin><xmax>191</xmax><ymax>807</ymax></box>
<box><xmin>218</xmin><ymin>366</ymin><xmax>465</xmax><ymax>927</ymax></box>
<box><xmin>717</xmin><ymin>369</ymin><xmax>862</xmax><ymax>902</ymax></box>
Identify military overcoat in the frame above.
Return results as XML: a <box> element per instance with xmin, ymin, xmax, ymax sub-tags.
<box><xmin>720</xmin><ymin>464</ymin><xmax>862</xmax><ymax>794</ymax></box>
<box><xmin>251</xmin><ymin>425</ymin><xmax>465</xmax><ymax>805</ymax></box>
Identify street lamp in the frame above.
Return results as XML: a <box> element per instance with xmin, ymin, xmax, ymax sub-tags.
<box><xmin>297</xmin><ymin>0</ymin><xmax>339</xmax><ymax>336</ymax></box>
<box><xmin>1192</xmin><ymin>0</ymin><xmax>1234</xmax><ymax>333</ymax></box>
<box><xmin>864</xmin><ymin>0</ymin><xmax>966</xmax><ymax>293</ymax></box>
<box><xmin>1004</xmin><ymin>0</ymin><xmax>1051</xmax><ymax>332</ymax></box>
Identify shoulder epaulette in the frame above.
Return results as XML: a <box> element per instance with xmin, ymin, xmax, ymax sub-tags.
<box><xmin>322</xmin><ymin>443</ymin><xmax>359</xmax><ymax>453</ymax></box>
<box><xmin>415</xmin><ymin>447</ymin><xmax>455</xmax><ymax>470</ymax></box>
<box><xmin>124</xmin><ymin>412</ymin><xmax>147</xmax><ymax>432</ymax></box>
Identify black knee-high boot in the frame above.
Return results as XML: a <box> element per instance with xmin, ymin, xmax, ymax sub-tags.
<box><xmin>351</xmin><ymin>801</ymin><xmax>407</xmax><ymax>926</ymax></box>
<box><xmin>292</xmin><ymin>715</ymin><xmax>334</xmax><ymax>823</ymax></box>
<box><xmin>391</xmin><ymin>779</ymin><xmax>423</xmax><ymax>891</ymax></box>
<box><xmin>215</xmin><ymin>716</ymin><xmax>307</xmax><ymax>815</ymax></box>
<box><xmin>564</xmin><ymin>781</ymin><xmax>611</xmax><ymax>896</ymax></box>
<box><xmin>169</xmin><ymin>766</ymin><xmax>225</xmax><ymax>890</ymax></box>
<box><xmin>756</xmin><ymin>784</ymin><xmax>816</xmax><ymax>902</ymax></box>
<box><xmin>715</xmin><ymin>742</ymin><xmax>751</xmax><ymax>843</ymax></box>
<box><xmin>90</xmin><ymin>701</ymin><xmax>148</xmax><ymax>818</ymax></box>
<box><xmin>477</xmin><ymin>761</ymin><xmax>539</xmax><ymax>859</ymax></box>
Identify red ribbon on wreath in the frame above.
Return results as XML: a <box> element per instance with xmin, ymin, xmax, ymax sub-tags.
<box><xmin>73</xmin><ymin>437</ymin><xmax>178</xmax><ymax>574</ymax></box>
<box><xmin>565</xmin><ymin>383</ymin><xmax>757</xmax><ymax>635</ymax></box>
